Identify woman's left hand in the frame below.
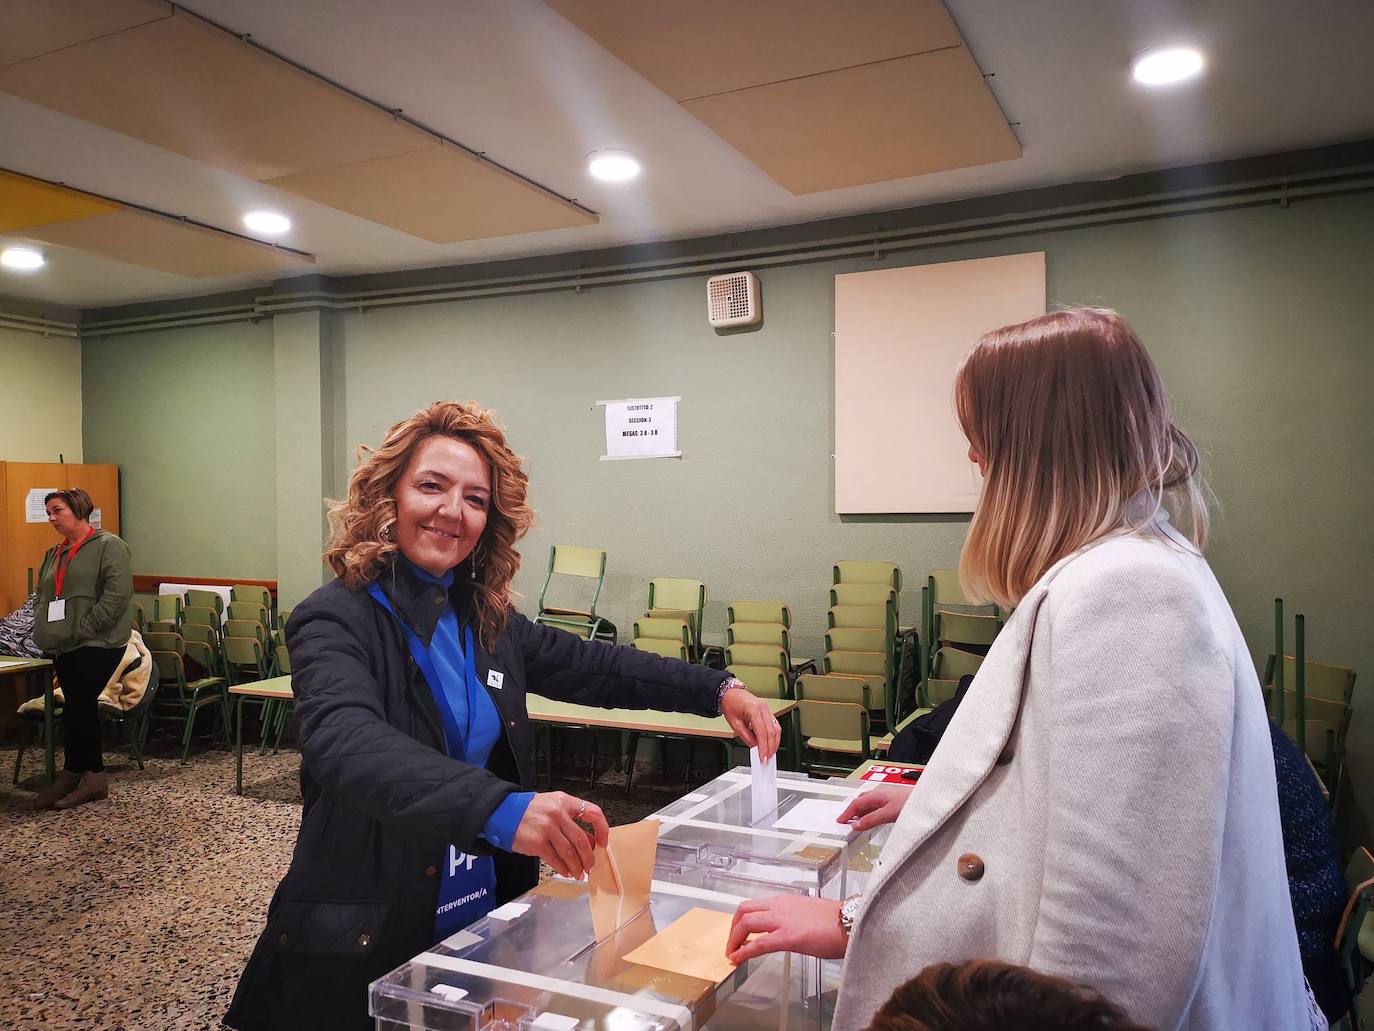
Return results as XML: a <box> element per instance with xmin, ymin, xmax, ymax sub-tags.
<box><xmin>726</xmin><ymin>896</ymin><xmax>848</xmax><ymax>964</ymax></box>
<box><xmin>720</xmin><ymin>687</ymin><xmax>782</xmax><ymax>762</ymax></box>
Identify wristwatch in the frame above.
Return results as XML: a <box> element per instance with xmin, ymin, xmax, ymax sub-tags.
<box><xmin>715</xmin><ymin>676</ymin><xmax>746</xmax><ymax>715</ymax></box>
<box><xmin>838</xmin><ymin>893</ymin><xmax>863</xmax><ymax>937</ymax></box>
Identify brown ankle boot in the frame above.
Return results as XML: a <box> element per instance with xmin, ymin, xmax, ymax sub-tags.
<box><xmin>54</xmin><ymin>770</ymin><xmax>108</xmax><ymax>810</ymax></box>
<box><xmin>34</xmin><ymin>770</ymin><xmax>80</xmax><ymax>810</ymax></box>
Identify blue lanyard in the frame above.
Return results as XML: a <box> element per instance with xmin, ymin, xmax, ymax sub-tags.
<box><xmin>367</xmin><ymin>583</ymin><xmax>478</xmax><ymax>762</ymax></box>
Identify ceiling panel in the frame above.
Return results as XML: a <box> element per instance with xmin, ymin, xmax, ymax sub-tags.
<box><xmin>546</xmin><ymin>0</ymin><xmax>960</xmax><ymax>101</ymax></box>
<box><xmin>265</xmin><ymin>144</ymin><xmax>596</xmax><ymax>243</ymax></box>
<box><xmin>0</xmin><ymin>8</ymin><xmax>435</xmax><ymax>182</ymax></box>
<box><xmin>682</xmin><ymin>48</ymin><xmax>1022</xmax><ymax>195</ymax></box>
<box><xmin>22</xmin><ymin>209</ymin><xmax>315</xmax><ymax>277</ymax></box>
<box><xmin>0</xmin><ymin>0</ymin><xmax>170</xmax><ymax>70</ymax></box>
<box><xmin>0</xmin><ymin>169</ymin><xmax>123</xmax><ymax>233</ymax></box>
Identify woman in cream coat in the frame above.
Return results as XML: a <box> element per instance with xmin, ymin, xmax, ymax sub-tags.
<box><xmin>727</xmin><ymin>308</ymin><xmax>1311</xmax><ymax>1030</ymax></box>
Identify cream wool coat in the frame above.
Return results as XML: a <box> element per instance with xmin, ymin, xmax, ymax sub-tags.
<box><xmin>834</xmin><ymin>516</ymin><xmax>1307</xmax><ymax>1031</ymax></box>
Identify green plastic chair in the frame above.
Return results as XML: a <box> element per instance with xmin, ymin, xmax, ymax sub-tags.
<box><xmin>148</xmin><ymin>648</ymin><xmax>228</xmax><ymax>764</ymax></box>
<box><xmin>725</xmin><ymin>642</ymin><xmax>787</xmax><ymax>674</ymax></box>
<box><xmin>825</xmin><ymin>626</ymin><xmax>886</xmax><ymax>654</ymax></box>
<box><xmin>232</xmin><ymin>584</ymin><xmax>272</xmax><ymax>614</ymax></box>
<box><xmin>833</xmin><ymin>561</ymin><xmax>901</xmax><ymax>591</ymax></box>
<box><xmin>182</xmin><ymin>605</ymin><xmax>221</xmax><ymax>631</ymax></box>
<box><xmin>645</xmin><ymin>578</ymin><xmax>706</xmax><ymax>655</ymax></box>
<box><xmin>796</xmin><ymin>693</ymin><xmax>872</xmax><ymax>776</ymax></box>
<box><xmin>536</xmin><ymin>545</ymin><xmax>616</xmax><ymax>643</ymax></box>
<box><xmin>148</xmin><ymin>594</ymin><xmax>182</xmax><ymax>632</ymax></box>
<box><xmin>728</xmin><ymin>665</ymin><xmax>789</xmax><ymax>700</ymax></box>
<box><xmin>823</xmin><ymin>650</ymin><xmax>890</xmax><ymax>728</ymax></box>
<box><xmin>185</xmin><ymin>589</ymin><xmax>224</xmax><ymax>615</ymax></box>
<box><xmin>727</xmin><ymin>622</ymin><xmax>792</xmax><ymax>652</ymax></box>
<box><xmin>630</xmin><ymin>637</ymin><xmax>690</xmax><ymax>661</ymax></box>
<box><xmin>727</xmin><ymin>600</ymin><xmax>791</xmax><ymax>628</ymax></box>
<box><xmin>927</xmin><ymin>646</ymin><xmax>985</xmax><ymax>706</ymax></box>
<box><xmin>128</xmin><ymin>601</ymin><xmax>146</xmax><ymax>632</ymax></box>
<box><xmin>228</xmin><ymin>599</ymin><xmax>270</xmax><ymax>626</ymax></box>
<box><xmin>830</xmin><ymin>582</ymin><xmax>897</xmax><ymax>608</ymax></box>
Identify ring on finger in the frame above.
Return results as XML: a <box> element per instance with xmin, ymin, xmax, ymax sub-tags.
<box><xmin>575</xmin><ymin>800</ymin><xmax>587</xmax><ymax>821</ymax></box>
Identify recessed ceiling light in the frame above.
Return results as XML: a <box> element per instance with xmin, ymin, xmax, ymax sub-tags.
<box><xmin>1132</xmin><ymin>46</ymin><xmax>1205</xmax><ymax>86</ymax></box>
<box><xmin>243</xmin><ymin>210</ymin><xmax>291</xmax><ymax>235</ymax></box>
<box><xmin>587</xmin><ymin>150</ymin><xmax>642</xmax><ymax>182</ymax></box>
<box><xmin>1</xmin><ymin>246</ymin><xmax>45</xmax><ymax>271</ymax></box>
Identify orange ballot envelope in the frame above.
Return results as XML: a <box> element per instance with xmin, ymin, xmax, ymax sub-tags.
<box><xmin>621</xmin><ymin>907</ymin><xmax>742</xmax><ymax>984</ymax></box>
<box><xmin>588</xmin><ymin>819</ymin><xmax>659</xmax><ymax>941</ymax></box>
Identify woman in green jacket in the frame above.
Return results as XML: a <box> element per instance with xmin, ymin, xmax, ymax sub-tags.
<box><xmin>32</xmin><ymin>487</ymin><xmax>134</xmax><ymax>810</ymax></box>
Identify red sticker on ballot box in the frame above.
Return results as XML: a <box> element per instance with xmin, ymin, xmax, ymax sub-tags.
<box><xmin>859</xmin><ymin>763</ymin><xmax>924</xmax><ymax>782</ymax></box>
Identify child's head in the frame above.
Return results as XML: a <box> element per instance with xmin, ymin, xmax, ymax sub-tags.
<box><xmin>864</xmin><ymin>960</ymin><xmax>1151</xmax><ymax>1031</ymax></box>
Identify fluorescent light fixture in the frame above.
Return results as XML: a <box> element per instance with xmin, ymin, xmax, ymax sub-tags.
<box><xmin>1</xmin><ymin>246</ymin><xmax>45</xmax><ymax>271</ymax></box>
<box><xmin>1132</xmin><ymin>46</ymin><xmax>1205</xmax><ymax>86</ymax></box>
<box><xmin>243</xmin><ymin>210</ymin><xmax>291</xmax><ymax>235</ymax></box>
<box><xmin>587</xmin><ymin>150</ymin><xmax>642</xmax><ymax>182</ymax></box>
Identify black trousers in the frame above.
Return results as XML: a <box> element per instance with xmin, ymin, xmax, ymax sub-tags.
<box><xmin>52</xmin><ymin>646</ymin><xmax>125</xmax><ymax>774</ymax></box>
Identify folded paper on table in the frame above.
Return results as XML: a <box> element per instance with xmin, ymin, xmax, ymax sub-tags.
<box><xmin>622</xmin><ymin>907</ymin><xmax>741</xmax><ymax>984</ymax></box>
<box><xmin>588</xmin><ymin>819</ymin><xmax>659</xmax><ymax>941</ymax></box>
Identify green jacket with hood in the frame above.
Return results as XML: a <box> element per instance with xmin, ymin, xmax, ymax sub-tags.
<box><xmin>33</xmin><ymin>529</ymin><xmax>134</xmax><ymax>654</ymax></box>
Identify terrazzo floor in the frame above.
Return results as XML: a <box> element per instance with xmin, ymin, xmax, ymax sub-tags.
<box><xmin>0</xmin><ymin>734</ymin><xmax>699</xmax><ymax>1031</ymax></box>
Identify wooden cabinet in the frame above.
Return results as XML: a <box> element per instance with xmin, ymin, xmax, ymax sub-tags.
<box><xmin>0</xmin><ymin>462</ymin><xmax>121</xmax><ymax>616</ymax></box>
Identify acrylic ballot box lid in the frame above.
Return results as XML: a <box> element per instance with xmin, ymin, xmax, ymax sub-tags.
<box><xmin>370</xmin><ymin>876</ymin><xmax>797</xmax><ymax>1031</ymax></box>
<box><xmin>649</xmin><ymin>768</ymin><xmax>890</xmax><ymax>900</ymax></box>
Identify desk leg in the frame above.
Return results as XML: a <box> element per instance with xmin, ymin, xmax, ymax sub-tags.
<box><xmin>235</xmin><ymin>695</ymin><xmax>244</xmax><ymax>795</ymax></box>
<box><xmin>42</xmin><ymin>668</ymin><xmax>55</xmax><ymax>784</ymax></box>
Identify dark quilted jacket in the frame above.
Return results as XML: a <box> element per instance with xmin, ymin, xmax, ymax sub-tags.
<box><xmin>225</xmin><ymin>559</ymin><xmax>726</xmax><ymax>1030</ymax></box>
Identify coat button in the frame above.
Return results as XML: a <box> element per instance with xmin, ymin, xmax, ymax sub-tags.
<box><xmin>425</xmin><ymin>865</ymin><xmax>437</xmax><ymax>877</ymax></box>
<box><xmin>278</xmin><ymin>933</ymin><xmax>289</xmax><ymax>946</ymax></box>
<box><xmin>434</xmin><ymin>591</ymin><xmax>445</xmax><ymax>606</ymax></box>
<box><xmin>957</xmin><ymin>853</ymin><xmax>985</xmax><ymax>881</ymax></box>
<box><xmin>509</xmin><ymin>720</ymin><xmax>516</xmax><ymax>728</ymax></box>
<box><xmin>358</xmin><ymin>933</ymin><xmax>371</xmax><ymax>948</ymax></box>
<box><xmin>996</xmin><ymin>747</ymin><xmax>1014</xmax><ymax>766</ymax></box>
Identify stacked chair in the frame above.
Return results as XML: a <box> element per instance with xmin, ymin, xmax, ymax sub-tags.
<box><xmin>535</xmin><ymin>545</ymin><xmax>616</xmax><ymax>643</ymax></box>
<box><xmin>824</xmin><ymin>561</ymin><xmax>916</xmax><ymax>732</ymax></box>
<box><xmin>630</xmin><ymin>615</ymin><xmax>692</xmax><ymax>660</ymax></box>
<box><xmin>1263</xmin><ymin>599</ymin><xmax>1358</xmax><ymax>807</ymax></box>
<box><xmin>644</xmin><ymin>578</ymin><xmax>706</xmax><ymax>660</ymax></box>
<box><xmin>920</xmin><ymin>569</ymin><xmax>1002</xmax><ymax>706</ymax></box>
<box><xmin>143</xmin><ymin>629</ymin><xmax>228</xmax><ymax>764</ymax></box>
<box><xmin>794</xmin><ymin>671</ymin><xmax>876</xmax><ymax>775</ymax></box>
<box><xmin>225</xmin><ymin>584</ymin><xmax>291</xmax><ymax>752</ymax></box>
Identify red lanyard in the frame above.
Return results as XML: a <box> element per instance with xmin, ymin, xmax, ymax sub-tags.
<box><xmin>54</xmin><ymin>527</ymin><xmax>96</xmax><ymax>598</ymax></box>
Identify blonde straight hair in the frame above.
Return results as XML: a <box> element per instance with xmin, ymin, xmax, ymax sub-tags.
<box><xmin>954</xmin><ymin>307</ymin><xmax>1208</xmax><ymax>608</ymax></box>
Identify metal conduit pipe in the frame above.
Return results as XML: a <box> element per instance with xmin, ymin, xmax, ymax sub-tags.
<box><xmin>8</xmin><ymin>164</ymin><xmax>1370</xmax><ymax>339</ymax></box>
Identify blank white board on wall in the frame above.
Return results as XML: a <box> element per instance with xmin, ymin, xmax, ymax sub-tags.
<box><xmin>834</xmin><ymin>252</ymin><xmax>1046</xmax><ymax>513</ymax></box>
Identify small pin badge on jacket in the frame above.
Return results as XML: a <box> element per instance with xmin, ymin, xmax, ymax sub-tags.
<box><xmin>487</xmin><ymin>670</ymin><xmax>504</xmax><ymax>689</ymax></box>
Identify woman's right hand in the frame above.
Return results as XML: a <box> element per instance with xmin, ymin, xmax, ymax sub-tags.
<box><xmin>837</xmin><ymin>783</ymin><xmax>914</xmax><ymax>831</ymax></box>
<box><xmin>511</xmin><ymin>791</ymin><xmax>610</xmax><ymax>879</ymax></box>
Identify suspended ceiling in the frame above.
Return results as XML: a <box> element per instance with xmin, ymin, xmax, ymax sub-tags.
<box><xmin>0</xmin><ymin>0</ymin><xmax>1372</xmax><ymax>308</ymax></box>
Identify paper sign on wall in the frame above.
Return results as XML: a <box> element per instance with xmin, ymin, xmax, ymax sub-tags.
<box><xmin>89</xmin><ymin>508</ymin><xmax>102</xmax><ymax>529</ymax></box>
<box><xmin>26</xmin><ymin>488</ymin><xmax>60</xmax><ymax>523</ymax></box>
<box><xmin>598</xmin><ymin>397</ymin><xmax>681</xmax><ymax>461</ymax></box>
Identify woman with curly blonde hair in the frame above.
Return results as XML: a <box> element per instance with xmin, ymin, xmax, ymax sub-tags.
<box><xmin>229</xmin><ymin>401</ymin><xmax>780</xmax><ymax>1031</ymax></box>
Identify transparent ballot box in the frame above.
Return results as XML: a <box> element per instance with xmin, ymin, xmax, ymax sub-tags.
<box><xmin>369</xmin><ymin>876</ymin><xmax>801</xmax><ymax>1031</ymax></box>
<box><xmin>647</xmin><ymin>768</ymin><xmax>894</xmax><ymax>1030</ymax></box>
<box><xmin>650</xmin><ymin>768</ymin><xmax>890</xmax><ymax>901</ymax></box>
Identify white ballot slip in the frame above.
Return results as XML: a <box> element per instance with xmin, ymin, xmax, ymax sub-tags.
<box><xmin>750</xmin><ymin>746</ymin><xmax>779</xmax><ymax>824</ymax></box>
<box><xmin>770</xmin><ymin>797</ymin><xmax>852</xmax><ymax>835</ymax></box>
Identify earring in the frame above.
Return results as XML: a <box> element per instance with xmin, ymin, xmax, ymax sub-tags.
<box><xmin>470</xmin><ymin>545</ymin><xmax>483</xmax><ymax>581</ymax></box>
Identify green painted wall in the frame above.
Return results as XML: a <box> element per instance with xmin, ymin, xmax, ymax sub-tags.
<box><xmin>341</xmin><ymin>191</ymin><xmax>1374</xmax><ymax>838</ymax></box>
<box><xmin>0</xmin><ymin>327</ymin><xmax>82</xmax><ymax>463</ymax></box>
<box><xmin>73</xmin><ymin>189</ymin><xmax>1374</xmax><ymax>840</ymax></box>
<box><xmin>81</xmin><ymin>320</ymin><xmax>276</xmax><ymax>578</ymax></box>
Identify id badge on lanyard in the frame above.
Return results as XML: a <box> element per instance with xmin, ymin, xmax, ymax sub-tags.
<box><xmin>367</xmin><ymin>584</ymin><xmax>496</xmax><ymax>940</ymax></box>
<box><xmin>49</xmin><ymin>528</ymin><xmax>95</xmax><ymax>623</ymax></box>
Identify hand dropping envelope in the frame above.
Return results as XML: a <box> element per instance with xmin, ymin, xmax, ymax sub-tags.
<box><xmin>588</xmin><ymin>819</ymin><xmax>658</xmax><ymax>941</ymax></box>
